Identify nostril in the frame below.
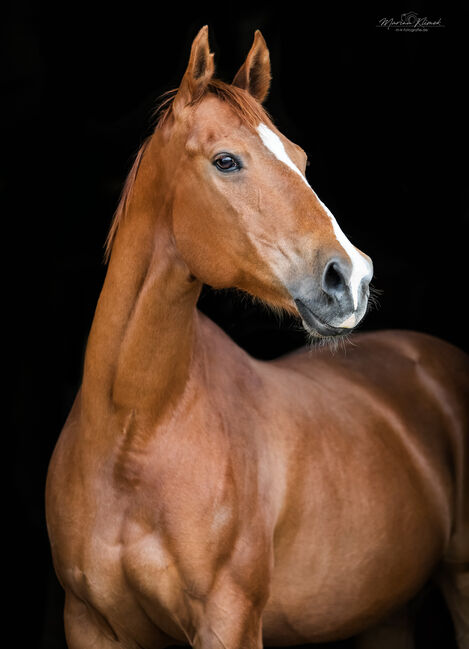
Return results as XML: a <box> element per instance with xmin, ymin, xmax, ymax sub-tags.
<box><xmin>322</xmin><ymin>260</ymin><xmax>347</xmax><ymax>298</ymax></box>
<box><xmin>324</xmin><ymin>262</ymin><xmax>342</xmax><ymax>291</ymax></box>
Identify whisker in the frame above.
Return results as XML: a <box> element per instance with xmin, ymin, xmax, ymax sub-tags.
<box><xmin>367</xmin><ymin>284</ymin><xmax>383</xmax><ymax>313</ymax></box>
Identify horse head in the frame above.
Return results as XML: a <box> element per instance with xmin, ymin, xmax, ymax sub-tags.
<box><xmin>132</xmin><ymin>26</ymin><xmax>374</xmax><ymax>339</ymax></box>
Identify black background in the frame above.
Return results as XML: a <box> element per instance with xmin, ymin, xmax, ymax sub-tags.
<box><xmin>5</xmin><ymin>1</ymin><xmax>467</xmax><ymax>647</ymax></box>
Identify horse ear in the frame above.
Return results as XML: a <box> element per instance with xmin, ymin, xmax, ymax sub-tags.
<box><xmin>173</xmin><ymin>26</ymin><xmax>215</xmax><ymax>116</ymax></box>
<box><xmin>232</xmin><ymin>30</ymin><xmax>271</xmax><ymax>103</ymax></box>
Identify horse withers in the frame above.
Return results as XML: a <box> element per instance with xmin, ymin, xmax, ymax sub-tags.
<box><xmin>46</xmin><ymin>27</ymin><xmax>469</xmax><ymax>649</ymax></box>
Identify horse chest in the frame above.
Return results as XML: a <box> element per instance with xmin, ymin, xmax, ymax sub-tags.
<box><xmin>69</xmin><ymin>439</ymin><xmax>252</xmax><ymax>639</ymax></box>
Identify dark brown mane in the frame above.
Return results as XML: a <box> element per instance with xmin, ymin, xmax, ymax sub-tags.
<box><xmin>104</xmin><ymin>79</ymin><xmax>271</xmax><ymax>262</ymax></box>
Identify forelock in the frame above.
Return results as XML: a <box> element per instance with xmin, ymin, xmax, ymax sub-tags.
<box><xmin>154</xmin><ymin>79</ymin><xmax>271</xmax><ymax>131</ymax></box>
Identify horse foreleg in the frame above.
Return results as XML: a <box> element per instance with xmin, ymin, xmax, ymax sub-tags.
<box><xmin>64</xmin><ymin>592</ymin><xmax>122</xmax><ymax>649</ymax></box>
<box><xmin>191</xmin><ymin>579</ymin><xmax>265</xmax><ymax>649</ymax></box>
<box><xmin>355</xmin><ymin>606</ymin><xmax>415</xmax><ymax>649</ymax></box>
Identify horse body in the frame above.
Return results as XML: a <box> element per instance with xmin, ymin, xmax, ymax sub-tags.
<box><xmin>264</xmin><ymin>329</ymin><xmax>464</xmax><ymax>642</ymax></box>
<box><xmin>48</xmin><ymin>318</ymin><xmax>467</xmax><ymax>648</ymax></box>
<box><xmin>46</xmin><ymin>27</ymin><xmax>469</xmax><ymax>649</ymax></box>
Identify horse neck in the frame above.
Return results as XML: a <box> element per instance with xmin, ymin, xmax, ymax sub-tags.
<box><xmin>81</xmin><ymin>134</ymin><xmax>202</xmax><ymax>426</ymax></box>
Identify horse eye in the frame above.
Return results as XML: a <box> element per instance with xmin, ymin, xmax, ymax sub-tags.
<box><xmin>213</xmin><ymin>154</ymin><xmax>241</xmax><ymax>173</ymax></box>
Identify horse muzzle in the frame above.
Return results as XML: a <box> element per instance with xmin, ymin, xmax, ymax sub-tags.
<box><xmin>289</xmin><ymin>253</ymin><xmax>373</xmax><ymax>338</ymax></box>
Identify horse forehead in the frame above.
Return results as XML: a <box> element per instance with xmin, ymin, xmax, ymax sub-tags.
<box><xmin>183</xmin><ymin>110</ymin><xmax>258</xmax><ymax>161</ymax></box>
<box><xmin>186</xmin><ymin>97</ymin><xmax>305</xmax><ymax>165</ymax></box>
<box><xmin>257</xmin><ymin>124</ymin><xmax>307</xmax><ymax>169</ymax></box>
<box><xmin>190</xmin><ymin>97</ymin><xmax>244</xmax><ymax>135</ymax></box>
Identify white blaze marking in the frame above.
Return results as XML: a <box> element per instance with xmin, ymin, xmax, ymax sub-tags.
<box><xmin>257</xmin><ymin>123</ymin><xmax>307</xmax><ymax>184</ymax></box>
<box><xmin>256</xmin><ymin>123</ymin><xmax>371</xmax><ymax>310</ymax></box>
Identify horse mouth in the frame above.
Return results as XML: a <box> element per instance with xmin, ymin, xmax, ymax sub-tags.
<box><xmin>294</xmin><ymin>299</ymin><xmax>349</xmax><ymax>338</ymax></box>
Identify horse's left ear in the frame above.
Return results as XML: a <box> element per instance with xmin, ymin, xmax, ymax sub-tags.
<box><xmin>173</xmin><ymin>26</ymin><xmax>215</xmax><ymax>116</ymax></box>
<box><xmin>232</xmin><ymin>30</ymin><xmax>271</xmax><ymax>103</ymax></box>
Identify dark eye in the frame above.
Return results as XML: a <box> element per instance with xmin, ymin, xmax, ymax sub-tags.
<box><xmin>213</xmin><ymin>153</ymin><xmax>241</xmax><ymax>173</ymax></box>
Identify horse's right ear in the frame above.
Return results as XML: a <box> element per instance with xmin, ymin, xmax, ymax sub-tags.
<box><xmin>172</xmin><ymin>26</ymin><xmax>215</xmax><ymax>117</ymax></box>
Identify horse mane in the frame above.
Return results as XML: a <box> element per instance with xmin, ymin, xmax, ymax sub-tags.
<box><xmin>154</xmin><ymin>78</ymin><xmax>271</xmax><ymax>130</ymax></box>
<box><xmin>104</xmin><ymin>79</ymin><xmax>271</xmax><ymax>262</ymax></box>
<box><xmin>104</xmin><ymin>139</ymin><xmax>150</xmax><ymax>262</ymax></box>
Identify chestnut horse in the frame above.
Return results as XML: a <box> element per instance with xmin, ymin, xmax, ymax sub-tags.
<box><xmin>46</xmin><ymin>27</ymin><xmax>469</xmax><ymax>649</ymax></box>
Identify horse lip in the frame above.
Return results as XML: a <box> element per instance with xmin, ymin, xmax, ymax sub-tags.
<box><xmin>294</xmin><ymin>298</ymin><xmax>348</xmax><ymax>338</ymax></box>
